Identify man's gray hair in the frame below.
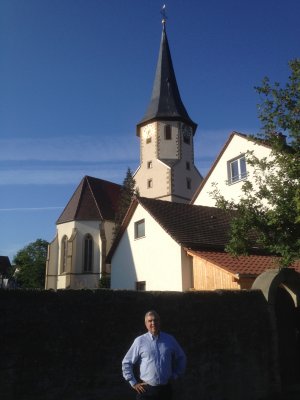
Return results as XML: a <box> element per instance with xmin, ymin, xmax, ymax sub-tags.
<box><xmin>145</xmin><ymin>310</ymin><xmax>160</xmax><ymax>320</ymax></box>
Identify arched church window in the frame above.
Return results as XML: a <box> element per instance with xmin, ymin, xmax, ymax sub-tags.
<box><xmin>165</xmin><ymin>125</ymin><xmax>172</xmax><ymax>140</ymax></box>
<box><xmin>83</xmin><ymin>234</ymin><xmax>93</xmax><ymax>272</ymax></box>
<box><xmin>61</xmin><ymin>235</ymin><xmax>68</xmax><ymax>273</ymax></box>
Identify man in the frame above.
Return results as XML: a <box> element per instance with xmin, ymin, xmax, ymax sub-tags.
<box><xmin>122</xmin><ymin>310</ymin><xmax>186</xmax><ymax>400</ymax></box>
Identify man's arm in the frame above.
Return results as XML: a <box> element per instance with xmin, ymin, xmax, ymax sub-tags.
<box><xmin>122</xmin><ymin>339</ymin><xmax>147</xmax><ymax>394</ymax></box>
<box><xmin>171</xmin><ymin>337</ymin><xmax>187</xmax><ymax>379</ymax></box>
<box><xmin>122</xmin><ymin>339</ymin><xmax>140</xmax><ymax>387</ymax></box>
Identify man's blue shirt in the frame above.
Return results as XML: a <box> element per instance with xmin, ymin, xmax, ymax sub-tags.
<box><xmin>122</xmin><ymin>331</ymin><xmax>186</xmax><ymax>387</ymax></box>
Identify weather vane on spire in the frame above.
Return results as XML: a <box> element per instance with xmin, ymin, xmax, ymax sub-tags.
<box><xmin>161</xmin><ymin>4</ymin><xmax>167</xmax><ymax>27</ymax></box>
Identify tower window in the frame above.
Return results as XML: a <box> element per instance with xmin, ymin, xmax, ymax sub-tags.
<box><xmin>186</xmin><ymin>161</ymin><xmax>190</xmax><ymax>170</ymax></box>
<box><xmin>135</xmin><ymin>219</ymin><xmax>145</xmax><ymax>239</ymax></box>
<box><xmin>183</xmin><ymin>135</ymin><xmax>191</xmax><ymax>145</ymax></box>
<box><xmin>146</xmin><ymin>137</ymin><xmax>152</xmax><ymax>144</ymax></box>
<box><xmin>83</xmin><ymin>234</ymin><xmax>93</xmax><ymax>272</ymax></box>
<box><xmin>147</xmin><ymin>179</ymin><xmax>153</xmax><ymax>188</ymax></box>
<box><xmin>186</xmin><ymin>178</ymin><xmax>191</xmax><ymax>190</ymax></box>
<box><xmin>165</xmin><ymin>125</ymin><xmax>172</xmax><ymax>140</ymax></box>
<box><xmin>147</xmin><ymin>161</ymin><xmax>153</xmax><ymax>169</ymax></box>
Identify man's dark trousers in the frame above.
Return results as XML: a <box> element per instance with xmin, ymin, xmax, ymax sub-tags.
<box><xmin>136</xmin><ymin>383</ymin><xmax>172</xmax><ymax>400</ymax></box>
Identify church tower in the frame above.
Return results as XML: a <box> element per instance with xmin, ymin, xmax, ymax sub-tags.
<box><xmin>134</xmin><ymin>17</ymin><xmax>202</xmax><ymax>203</ymax></box>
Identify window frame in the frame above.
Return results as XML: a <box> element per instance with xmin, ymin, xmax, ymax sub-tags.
<box><xmin>227</xmin><ymin>155</ymin><xmax>247</xmax><ymax>185</ymax></box>
<box><xmin>165</xmin><ymin>125</ymin><xmax>172</xmax><ymax>140</ymax></box>
<box><xmin>83</xmin><ymin>233</ymin><xmax>93</xmax><ymax>272</ymax></box>
<box><xmin>134</xmin><ymin>219</ymin><xmax>145</xmax><ymax>239</ymax></box>
<box><xmin>61</xmin><ymin>235</ymin><xmax>68</xmax><ymax>274</ymax></box>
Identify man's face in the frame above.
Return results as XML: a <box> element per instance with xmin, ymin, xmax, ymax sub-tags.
<box><xmin>145</xmin><ymin>314</ymin><xmax>160</xmax><ymax>336</ymax></box>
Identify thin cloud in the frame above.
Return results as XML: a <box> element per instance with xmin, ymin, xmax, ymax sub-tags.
<box><xmin>0</xmin><ymin>207</ymin><xmax>63</xmax><ymax>212</ymax></box>
<box><xmin>0</xmin><ymin>160</ymin><xmax>138</xmax><ymax>185</ymax></box>
<box><xmin>0</xmin><ymin>128</ymin><xmax>257</xmax><ymax>185</ymax></box>
<box><xmin>0</xmin><ymin>135</ymin><xmax>139</xmax><ymax>162</ymax></box>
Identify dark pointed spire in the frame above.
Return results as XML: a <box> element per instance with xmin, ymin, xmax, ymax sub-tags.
<box><xmin>137</xmin><ymin>18</ymin><xmax>197</xmax><ymax>136</ymax></box>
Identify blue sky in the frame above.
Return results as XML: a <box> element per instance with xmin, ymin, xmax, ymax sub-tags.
<box><xmin>1</xmin><ymin>0</ymin><xmax>300</xmax><ymax>261</ymax></box>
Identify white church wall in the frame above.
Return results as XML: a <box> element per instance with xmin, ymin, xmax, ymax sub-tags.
<box><xmin>172</xmin><ymin>160</ymin><xmax>202</xmax><ymax>202</ymax></box>
<box><xmin>135</xmin><ymin>122</ymin><xmax>172</xmax><ymax>199</ymax></box>
<box><xmin>111</xmin><ymin>204</ymin><xmax>184</xmax><ymax>291</ymax></box>
<box><xmin>56</xmin><ymin>220</ymin><xmax>104</xmax><ymax>289</ymax></box>
<box><xmin>193</xmin><ymin>134</ymin><xmax>271</xmax><ymax>207</ymax></box>
<box><xmin>45</xmin><ymin>234</ymin><xmax>59</xmax><ymax>290</ymax></box>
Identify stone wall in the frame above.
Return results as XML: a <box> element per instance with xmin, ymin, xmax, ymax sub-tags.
<box><xmin>0</xmin><ymin>289</ymin><xmax>280</xmax><ymax>400</ymax></box>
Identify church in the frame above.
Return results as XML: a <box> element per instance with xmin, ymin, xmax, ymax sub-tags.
<box><xmin>45</xmin><ymin>15</ymin><xmax>282</xmax><ymax>291</ymax></box>
<box><xmin>45</xmin><ymin>17</ymin><xmax>203</xmax><ymax>290</ymax></box>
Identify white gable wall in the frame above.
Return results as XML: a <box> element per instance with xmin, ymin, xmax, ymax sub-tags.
<box><xmin>193</xmin><ymin>134</ymin><xmax>271</xmax><ymax>207</ymax></box>
<box><xmin>111</xmin><ymin>204</ymin><xmax>193</xmax><ymax>291</ymax></box>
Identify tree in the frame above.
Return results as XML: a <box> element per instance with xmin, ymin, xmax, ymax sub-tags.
<box><xmin>113</xmin><ymin>168</ymin><xmax>138</xmax><ymax>237</ymax></box>
<box><xmin>13</xmin><ymin>239</ymin><xmax>49</xmax><ymax>288</ymax></box>
<box><xmin>213</xmin><ymin>59</ymin><xmax>300</xmax><ymax>267</ymax></box>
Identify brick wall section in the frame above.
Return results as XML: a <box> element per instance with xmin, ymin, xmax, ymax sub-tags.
<box><xmin>0</xmin><ymin>289</ymin><xmax>280</xmax><ymax>400</ymax></box>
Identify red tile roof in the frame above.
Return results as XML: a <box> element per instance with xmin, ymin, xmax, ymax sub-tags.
<box><xmin>187</xmin><ymin>250</ymin><xmax>300</xmax><ymax>276</ymax></box>
<box><xmin>57</xmin><ymin>176</ymin><xmax>121</xmax><ymax>224</ymax></box>
<box><xmin>107</xmin><ymin>197</ymin><xmax>258</xmax><ymax>262</ymax></box>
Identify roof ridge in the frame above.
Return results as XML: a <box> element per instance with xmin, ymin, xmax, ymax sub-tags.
<box><xmin>85</xmin><ymin>176</ymin><xmax>104</xmax><ymax>220</ymax></box>
<box><xmin>74</xmin><ymin>176</ymin><xmax>88</xmax><ymax>220</ymax></box>
<box><xmin>56</xmin><ymin>176</ymin><xmax>86</xmax><ymax>224</ymax></box>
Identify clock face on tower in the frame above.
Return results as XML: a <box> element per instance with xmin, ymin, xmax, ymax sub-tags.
<box><xmin>142</xmin><ymin>123</ymin><xmax>156</xmax><ymax>142</ymax></box>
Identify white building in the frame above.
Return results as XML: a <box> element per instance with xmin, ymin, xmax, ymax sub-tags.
<box><xmin>191</xmin><ymin>132</ymin><xmax>272</xmax><ymax>207</ymax></box>
<box><xmin>109</xmin><ymin>196</ymin><xmax>297</xmax><ymax>292</ymax></box>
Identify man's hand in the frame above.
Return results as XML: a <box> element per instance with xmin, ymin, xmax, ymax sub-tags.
<box><xmin>133</xmin><ymin>383</ymin><xmax>147</xmax><ymax>394</ymax></box>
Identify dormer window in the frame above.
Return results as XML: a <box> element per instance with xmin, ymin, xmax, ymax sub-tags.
<box><xmin>227</xmin><ymin>155</ymin><xmax>247</xmax><ymax>185</ymax></box>
<box><xmin>165</xmin><ymin>125</ymin><xmax>172</xmax><ymax>140</ymax></box>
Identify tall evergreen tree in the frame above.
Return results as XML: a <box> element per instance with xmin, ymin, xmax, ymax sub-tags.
<box><xmin>114</xmin><ymin>168</ymin><xmax>138</xmax><ymax>236</ymax></box>
<box><xmin>213</xmin><ymin>59</ymin><xmax>300</xmax><ymax>267</ymax></box>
